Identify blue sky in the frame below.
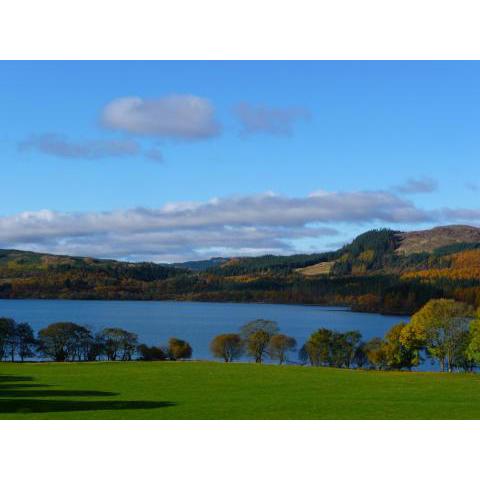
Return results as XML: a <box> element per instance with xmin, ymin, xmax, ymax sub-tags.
<box><xmin>1</xmin><ymin>61</ymin><xmax>479</xmax><ymax>261</ymax></box>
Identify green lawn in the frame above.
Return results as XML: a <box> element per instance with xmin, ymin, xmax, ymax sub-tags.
<box><xmin>1</xmin><ymin>361</ymin><xmax>480</xmax><ymax>419</ymax></box>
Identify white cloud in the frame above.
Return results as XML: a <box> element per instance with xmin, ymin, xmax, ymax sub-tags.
<box><xmin>101</xmin><ymin>95</ymin><xmax>221</xmax><ymax>139</ymax></box>
<box><xmin>0</xmin><ymin>190</ymin><xmax>435</xmax><ymax>261</ymax></box>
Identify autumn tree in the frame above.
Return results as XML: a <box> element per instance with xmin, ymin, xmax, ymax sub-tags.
<box><xmin>363</xmin><ymin>337</ymin><xmax>388</xmax><ymax>370</ymax></box>
<box><xmin>240</xmin><ymin>319</ymin><xmax>278</xmax><ymax>363</ymax></box>
<box><xmin>331</xmin><ymin>330</ymin><xmax>362</xmax><ymax>368</ymax></box>
<box><xmin>401</xmin><ymin>299</ymin><xmax>474</xmax><ymax>372</ymax></box>
<box><xmin>466</xmin><ymin>311</ymin><xmax>480</xmax><ymax>367</ymax></box>
<box><xmin>210</xmin><ymin>333</ymin><xmax>244</xmax><ymax>362</ymax></box>
<box><xmin>300</xmin><ymin>328</ymin><xmax>332</xmax><ymax>366</ymax></box>
<box><xmin>245</xmin><ymin>330</ymin><xmax>272</xmax><ymax>363</ymax></box>
<box><xmin>268</xmin><ymin>334</ymin><xmax>297</xmax><ymax>364</ymax></box>
<box><xmin>382</xmin><ymin>322</ymin><xmax>421</xmax><ymax>370</ymax></box>
<box><xmin>168</xmin><ymin>338</ymin><xmax>192</xmax><ymax>360</ymax></box>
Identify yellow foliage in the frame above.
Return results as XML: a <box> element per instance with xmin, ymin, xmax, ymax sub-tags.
<box><xmin>224</xmin><ymin>275</ymin><xmax>259</xmax><ymax>283</ymax></box>
<box><xmin>358</xmin><ymin>249</ymin><xmax>375</xmax><ymax>262</ymax></box>
<box><xmin>352</xmin><ymin>264</ymin><xmax>367</xmax><ymax>274</ymax></box>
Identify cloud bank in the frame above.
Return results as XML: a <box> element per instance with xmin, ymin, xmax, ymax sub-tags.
<box><xmin>102</xmin><ymin>95</ymin><xmax>221</xmax><ymax>140</ymax></box>
<box><xmin>234</xmin><ymin>102</ymin><xmax>310</xmax><ymax>136</ymax></box>
<box><xmin>0</xmin><ymin>190</ymin><xmax>440</xmax><ymax>261</ymax></box>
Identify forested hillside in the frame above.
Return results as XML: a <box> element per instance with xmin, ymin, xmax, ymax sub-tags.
<box><xmin>0</xmin><ymin>249</ymin><xmax>185</xmax><ymax>299</ymax></box>
<box><xmin>1</xmin><ymin>225</ymin><xmax>480</xmax><ymax>314</ymax></box>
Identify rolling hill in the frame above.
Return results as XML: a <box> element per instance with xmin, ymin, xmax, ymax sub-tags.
<box><xmin>395</xmin><ymin>225</ymin><xmax>480</xmax><ymax>255</ymax></box>
<box><xmin>0</xmin><ymin>248</ymin><xmax>185</xmax><ymax>299</ymax></box>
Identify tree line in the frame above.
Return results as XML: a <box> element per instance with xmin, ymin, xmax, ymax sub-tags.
<box><xmin>209</xmin><ymin>319</ymin><xmax>371</xmax><ymax>367</ymax></box>
<box><xmin>210</xmin><ymin>299</ymin><xmax>480</xmax><ymax>372</ymax></box>
<box><xmin>0</xmin><ymin>319</ymin><xmax>192</xmax><ymax>362</ymax></box>
<box><xmin>2</xmin><ymin>298</ymin><xmax>480</xmax><ymax>371</ymax></box>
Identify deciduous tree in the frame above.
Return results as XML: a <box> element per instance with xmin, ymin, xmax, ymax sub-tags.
<box><xmin>268</xmin><ymin>334</ymin><xmax>296</xmax><ymax>364</ymax></box>
<box><xmin>241</xmin><ymin>319</ymin><xmax>279</xmax><ymax>363</ymax></box>
<box><xmin>210</xmin><ymin>334</ymin><xmax>244</xmax><ymax>362</ymax></box>
<box><xmin>466</xmin><ymin>312</ymin><xmax>480</xmax><ymax>367</ymax></box>
<box><xmin>240</xmin><ymin>319</ymin><xmax>279</xmax><ymax>339</ymax></box>
<box><xmin>137</xmin><ymin>344</ymin><xmax>167</xmax><ymax>361</ymax></box>
<box><xmin>101</xmin><ymin>327</ymin><xmax>138</xmax><ymax>361</ymax></box>
<box><xmin>168</xmin><ymin>338</ymin><xmax>192</xmax><ymax>360</ymax></box>
<box><xmin>300</xmin><ymin>328</ymin><xmax>332</xmax><ymax>366</ymax></box>
<box><xmin>245</xmin><ymin>330</ymin><xmax>271</xmax><ymax>363</ymax></box>
<box><xmin>15</xmin><ymin>322</ymin><xmax>37</xmax><ymax>362</ymax></box>
<box><xmin>401</xmin><ymin>299</ymin><xmax>473</xmax><ymax>372</ymax></box>
<box><xmin>382</xmin><ymin>322</ymin><xmax>421</xmax><ymax>370</ymax></box>
<box><xmin>0</xmin><ymin>317</ymin><xmax>16</xmax><ymax>361</ymax></box>
<box><xmin>38</xmin><ymin>322</ymin><xmax>89</xmax><ymax>362</ymax></box>
<box><xmin>364</xmin><ymin>337</ymin><xmax>388</xmax><ymax>370</ymax></box>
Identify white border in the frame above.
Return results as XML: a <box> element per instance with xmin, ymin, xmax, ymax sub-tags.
<box><xmin>1</xmin><ymin>0</ymin><xmax>480</xmax><ymax>59</ymax></box>
<box><xmin>0</xmin><ymin>421</ymin><xmax>478</xmax><ymax>479</ymax></box>
<box><xmin>2</xmin><ymin>1</ymin><xmax>480</xmax><ymax>477</ymax></box>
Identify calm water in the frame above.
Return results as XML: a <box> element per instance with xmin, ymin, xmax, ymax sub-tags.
<box><xmin>0</xmin><ymin>300</ymin><xmax>407</xmax><ymax>362</ymax></box>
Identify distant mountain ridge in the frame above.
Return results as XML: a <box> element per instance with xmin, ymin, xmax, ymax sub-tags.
<box><xmin>170</xmin><ymin>257</ymin><xmax>228</xmax><ymax>272</ymax></box>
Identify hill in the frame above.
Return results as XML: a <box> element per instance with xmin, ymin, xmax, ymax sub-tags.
<box><xmin>0</xmin><ymin>248</ymin><xmax>185</xmax><ymax>299</ymax></box>
<box><xmin>1</xmin><ymin>225</ymin><xmax>480</xmax><ymax>314</ymax></box>
<box><xmin>171</xmin><ymin>257</ymin><xmax>228</xmax><ymax>271</ymax></box>
<box><xmin>295</xmin><ymin>225</ymin><xmax>480</xmax><ymax>277</ymax></box>
<box><xmin>396</xmin><ymin>225</ymin><xmax>480</xmax><ymax>255</ymax></box>
<box><xmin>1</xmin><ymin>361</ymin><xmax>480</xmax><ymax>419</ymax></box>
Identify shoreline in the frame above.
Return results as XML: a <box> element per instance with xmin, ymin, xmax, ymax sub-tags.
<box><xmin>0</xmin><ymin>297</ymin><xmax>413</xmax><ymax>316</ymax></box>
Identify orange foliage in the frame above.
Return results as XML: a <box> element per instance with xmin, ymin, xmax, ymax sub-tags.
<box><xmin>401</xmin><ymin>249</ymin><xmax>480</xmax><ymax>281</ymax></box>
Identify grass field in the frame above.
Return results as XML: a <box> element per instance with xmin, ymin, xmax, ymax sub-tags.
<box><xmin>1</xmin><ymin>361</ymin><xmax>480</xmax><ymax>419</ymax></box>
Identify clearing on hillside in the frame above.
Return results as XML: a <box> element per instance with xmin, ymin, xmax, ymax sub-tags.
<box><xmin>295</xmin><ymin>261</ymin><xmax>334</xmax><ymax>276</ymax></box>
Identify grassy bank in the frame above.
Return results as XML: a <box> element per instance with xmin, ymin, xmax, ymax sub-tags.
<box><xmin>1</xmin><ymin>361</ymin><xmax>480</xmax><ymax>419</ymax></box>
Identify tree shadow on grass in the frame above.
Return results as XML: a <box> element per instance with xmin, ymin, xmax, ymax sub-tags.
<box><xmin>0</xmin><ymin>389</ymin><xmax>118</xmax><ymax>398</ymax></box>
<box><xmin>0</xmin><ymin>399</ymin><xmax>176</xmax><ymax>414</ymax></box>
<box><xmin>0</xmin><ymin>383</ymin><xmax>52</xmax><ymax>389</ymax></box>
<box><xmin>0</xmin><ymin>374</ymin><xmax>175</xmax><ymax>415</ymax></box>
<box><xmin>0</xmin><ymin>375</ymin><xmax>34</xmax><ymax>383</ymax></box>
